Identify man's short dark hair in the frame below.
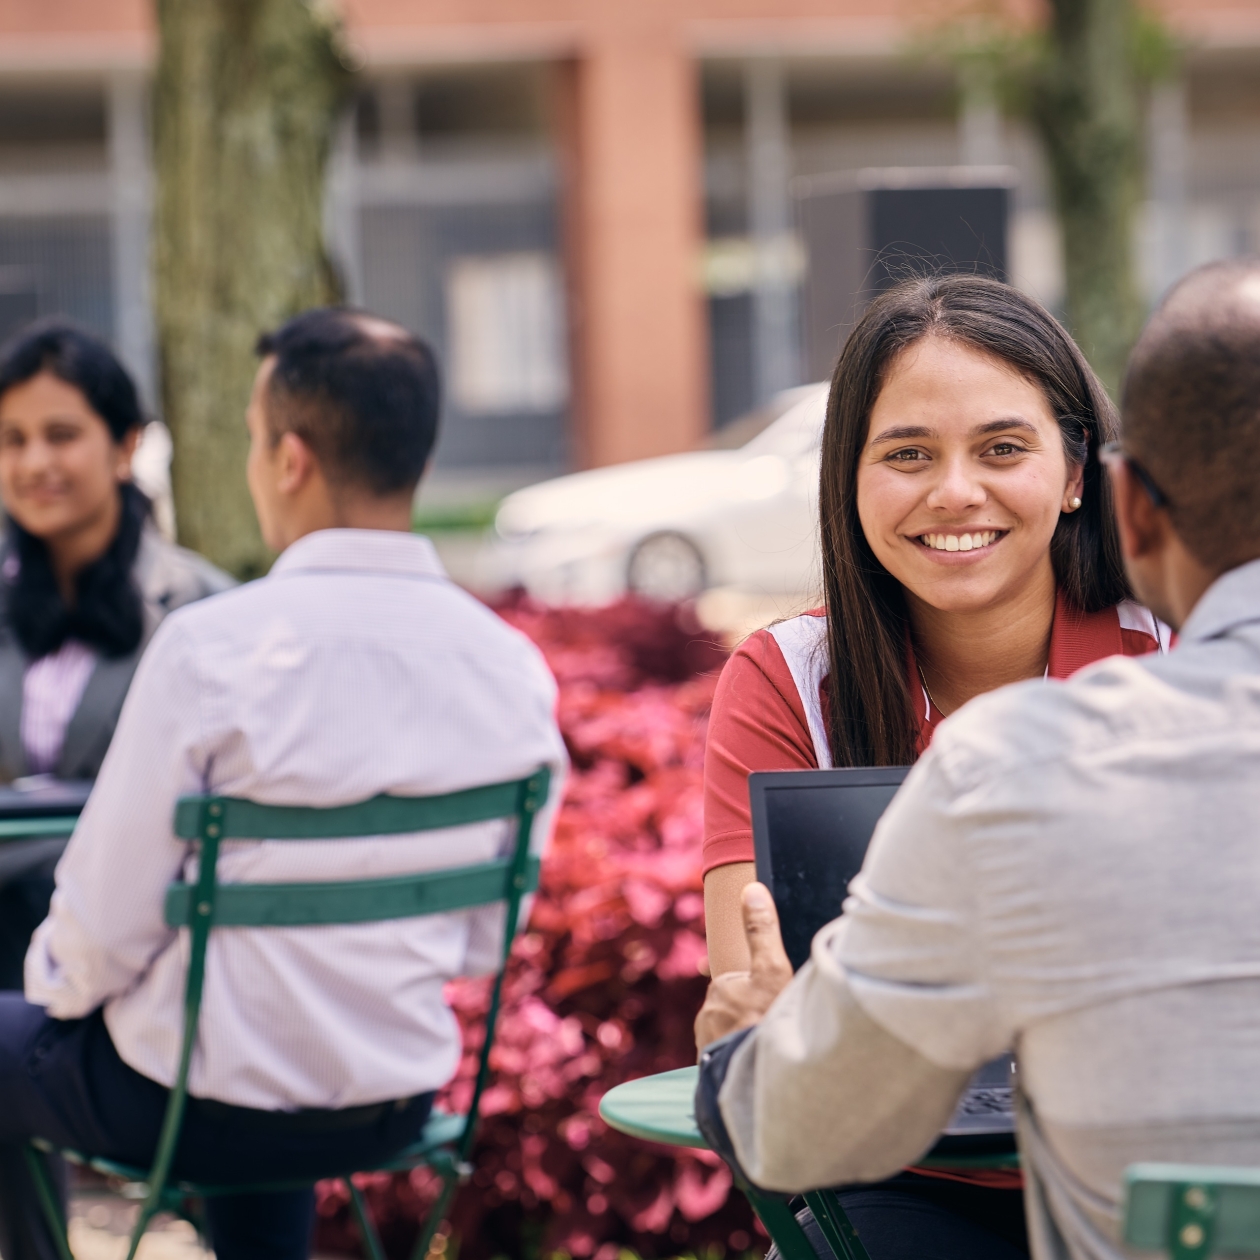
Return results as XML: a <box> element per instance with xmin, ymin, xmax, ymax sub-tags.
<box><xmin>1122</xmin><ymin>258</ymin><xmax>1260</xmax><ymax>571</ymax></box>
<box><xmin>255</xmin><ymin>308</ymin><xmax>439</xmax><ymax>498</ymax></box>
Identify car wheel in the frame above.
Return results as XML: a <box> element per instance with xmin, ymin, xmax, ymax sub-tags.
<box><xmin>626</xmin><ymin>532</ymin><xmax>707</xmax><ymax>603</ymax></box>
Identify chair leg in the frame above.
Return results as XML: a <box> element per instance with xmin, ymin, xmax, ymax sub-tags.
<box><xmin>347</xmin><ymin>1178</ymin><xmax>389</xmax><ymax>1260</ymax></box>
<box><xmin>409</xmin><ymin>1171</ymin><xmax>459</xmax><ymax>1260</ymax></box>
<box><xmin>22</xmin><ymin>1144</ymin><xmax>75</xmax><ymax>1260</ymax></box>
<box><xmin>742</xmin><ymin>1185</ymin><xmax>824</xmax><ymax>1260</ymax></box>
<box><xmin>124</xmin><ymin>1200</ymin><xmax>161</xmax><ymax>1260</ymax></box>
<box><xmin>803</xmin><ymin>1189</ymin><xmax>872</xmax><ymax>1260</ymax></box>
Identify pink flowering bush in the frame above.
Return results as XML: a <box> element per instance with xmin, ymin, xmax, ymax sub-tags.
<box><xmin>313</xmin><ymin>598</ymin><xmax>759</xmax><ymax>1260</ymax></box>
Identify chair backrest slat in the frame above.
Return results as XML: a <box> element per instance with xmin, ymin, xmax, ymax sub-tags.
<box><xmin>173</xmin><ymin>778</ymin><xmax>532</xmax><ymax>842</ymax></box>
<box><xmin>1125</xmin><ymin>1163</ymin><xmax>1260</xmax><ymax>1257</ymax></box>
<box><xmin>165</xmin><ymin>854</ymin><xmax>542</xmax><ymax>929</ymax></box>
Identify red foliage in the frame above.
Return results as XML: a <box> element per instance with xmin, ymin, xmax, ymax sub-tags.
<box><xmin>313</xmin><ymin>598</ymin><xmax>757</xmax><ymax>1260</ymax></box>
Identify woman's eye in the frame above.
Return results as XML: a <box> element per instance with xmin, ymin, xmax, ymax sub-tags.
<box><xmin>46</xmin><ymin>426</ymin><xmax>80</xmax><ymax>445</ymax></box>
<box><xmin>987</xmin><ymin>442</ymin><xmax>1024</xmax><ymax>457</ymax></box>
<box><xmin>885</xmin><ymin>448</ymin><xmax>927</xmax><ymax>464</ymax></box>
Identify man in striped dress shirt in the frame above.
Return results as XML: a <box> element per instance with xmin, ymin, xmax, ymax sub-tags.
<box><xmin>0</xmin><ymin>309</ymin><xmax>568</xmax><ymax>1260</ymax></box>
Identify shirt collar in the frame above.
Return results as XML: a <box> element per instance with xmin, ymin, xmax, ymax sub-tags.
<box><xmin>1178</xmin><ymin>557</ymin><xmax>1260</xmax><ymax>643</ymax></box>
<box><xmin>269</xmin><ymin>529</ymin><xmax>448</xmax><ymax>582</ymax></box>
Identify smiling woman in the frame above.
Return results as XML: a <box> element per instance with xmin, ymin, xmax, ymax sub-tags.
<box><xmin>854</xmin><ymin>334</ymin><xmax>1087</xmax><ymax>720</ymax></box>
<box><xmin>701</xmin><ymin>275</ymin><xmax>1167</xmax><ymax>1260</ymax></box>
<box><xmin>0</xmin><ymin>320</ymin><xmax>232</xmax><ymax>990</ymax></box>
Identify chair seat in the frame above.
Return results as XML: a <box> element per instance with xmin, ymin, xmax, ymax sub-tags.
<box><xmin>367</xmin><ymin>1108</ymin><xmax>468</xmax><ymax>1172</ymax></box>
<box><xmin>35</xmin><ymin>1106</ymin><xmax>469</xmax><ymax>1196</ymax></box>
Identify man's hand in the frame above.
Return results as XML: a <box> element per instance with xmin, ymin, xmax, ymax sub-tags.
<box><xmin>695</xmin><ymin>882</ymin><xmax>793</xmax><ymax>1053</ymax></box>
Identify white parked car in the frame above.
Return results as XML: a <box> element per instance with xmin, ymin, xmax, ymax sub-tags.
<box><xmin>481</xmin><ymin>383</ymin><xmax>828</xmax><ymax>605</ymax></box>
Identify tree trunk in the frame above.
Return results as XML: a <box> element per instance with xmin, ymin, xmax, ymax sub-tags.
<box><xmin>153</xmin><ymin>0</ymin><xmax>351</xmax><ymax>578</ymax></box>
<box><xmin>1030</xmin><ymin>0</ymin><xmax>1145</xmax><ymax>398</ymax></box>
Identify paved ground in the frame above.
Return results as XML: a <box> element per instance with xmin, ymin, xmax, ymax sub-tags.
<box><xmin>68</xmin><ymin>1197</ymin><xmax>210</xmax><ymax>1260</ymax></box>
<box><xmin>68</xmin><ymin>1193</ymin><xmax>341</xmax><ymax>1260</ymax></box>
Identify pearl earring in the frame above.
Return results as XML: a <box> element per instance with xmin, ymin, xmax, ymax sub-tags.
<box><xmin>1068</xmin><ymin>496</ymin><xmax>1082</xmax><ymax>511</ymax></box>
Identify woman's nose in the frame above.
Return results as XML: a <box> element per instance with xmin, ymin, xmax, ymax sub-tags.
<box><xmin>925</xmin><ymin>458</ymin><xmax>985</xmax><ymax>514</ymax></box>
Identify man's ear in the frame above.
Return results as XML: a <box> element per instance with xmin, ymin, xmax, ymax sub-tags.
<box><xmin>1111</xmin><ymin>458</ymin><xmax>1169</xmax><ymax>564</ymax></box>
<box><xmin>274</xmin><ymin>430</ymin><xmax>317</xmax><ymax>497</ymax></box>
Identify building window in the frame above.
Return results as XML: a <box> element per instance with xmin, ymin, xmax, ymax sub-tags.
<box><xmin>445</xmin><ymin>251</ymin><xmax>568</xmax><ymax>416</ymax></box>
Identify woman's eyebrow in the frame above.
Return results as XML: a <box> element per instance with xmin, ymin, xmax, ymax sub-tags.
<box><xmin>868</xmin><ymin>416</ymin><xmax>1041</xmax><ymax>446</ymax></box>
<box><xmin>869</xmin><ymin>424</ymin><xmax>936</xmax><ymax>444</ymax></box>
<box><xmin>974</xmin><ymin>417</ymin><xmax>1039</xmax><ymax>436</ymax></box>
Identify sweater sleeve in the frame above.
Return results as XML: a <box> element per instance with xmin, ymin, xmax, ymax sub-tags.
<box><xmin>702</xmin><ymin>628</ymin><xmax>818</xmax><ymax>874</ymax></box>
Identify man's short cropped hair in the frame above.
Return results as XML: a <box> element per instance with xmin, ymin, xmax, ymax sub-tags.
<box><xmin>255</xmin><ymin>308</ymin><xmax>439</xmax><ymax>498</ymax></box>
<box><xmin>1122</xmin><ymin>258</ymin><xmax>1260</xmax><ymax>571</ymax></box>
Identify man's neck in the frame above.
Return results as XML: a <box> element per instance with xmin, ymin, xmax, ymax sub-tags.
<box><xmin>1138</xmin><ymin>535</ymin><xmax>1232</xmax><ymax>632</ymax></box>
<box><xmin>277</xmin><ymin>492</ymin><xmax>415</xmax><ymax>551</ymax></box>
<box><xmin>324</xmin><ymin>495</ymin><xmax>414</xmax><ymax>534</ymax></box>
<box><xmin>907</xmin><ymin>559</ymin><xmax>1057</xmax><ymax>716</ymax></box>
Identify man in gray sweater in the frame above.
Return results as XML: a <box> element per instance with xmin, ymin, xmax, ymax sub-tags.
<box><xmin>694</xmin><ymin>258</ymin><xmax>1260</xmax><ymax>1260</ymax></box>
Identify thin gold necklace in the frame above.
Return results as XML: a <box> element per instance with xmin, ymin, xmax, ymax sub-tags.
<box><xmin>917</xmin><ymin>657</ymin><xmax>1051</xmax><ymax>718</ymax></box>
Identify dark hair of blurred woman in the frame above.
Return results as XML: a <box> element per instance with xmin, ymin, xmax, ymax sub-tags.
<box><xmin>0</xmin><ymin>319</ymin><xmax>150</xmax><ymax>659</ymax></box>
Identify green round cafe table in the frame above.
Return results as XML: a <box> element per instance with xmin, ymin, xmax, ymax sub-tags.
<box><xmin>599</xmin><ymin>1065</ymin><xmax>1018</xmax><ymax>1260</ymax></box>
<box><xmin>599</xmin><ymin>1065</ymin><xmax>706</xmax><ymax>1149</ymax></box>
<box><xmin>599</xmin><ymin>1066</ymin><xmax>870</xmax><ymax>1260</ymax></box>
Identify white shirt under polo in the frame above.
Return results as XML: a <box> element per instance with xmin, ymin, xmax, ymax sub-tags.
<box><xmin>25</xmin><ymin>529</ymin><xmax>567</xmax><ymax>1111</ymax></box>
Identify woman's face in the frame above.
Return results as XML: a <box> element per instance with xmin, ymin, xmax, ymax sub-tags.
<box><xmin>855</xmin><ymin>336</ymin><xmax>1084</xmax><ymax>616</ymax></box>
<box><xmin>0</xmin><ymin>371</ymin><xmax>136</xmax><ymax>543</ymax></box>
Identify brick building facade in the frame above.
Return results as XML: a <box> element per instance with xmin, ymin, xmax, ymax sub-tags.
<box><xmin>0</xmin><ymin>0</ymin><xmax>1257</xmax><ymax>495</ymax></box>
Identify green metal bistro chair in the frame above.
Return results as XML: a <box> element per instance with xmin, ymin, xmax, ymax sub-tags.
<box><xmin>26</xmin><ymin>766</ymin><xmax>551</xmax><ymax>1260</ymax></box>
<box><xmin>1125</xmin><ymin>1163</ymin><xmax>1260</xmax><ymax>1258</ymax></box>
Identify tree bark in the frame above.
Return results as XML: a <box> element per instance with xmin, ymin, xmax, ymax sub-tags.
<box><xmin>153</xmin><ymin>0</ymin><xmax>351</xmax><ymax>577</ymax></box>
<box><xmin>1030</xmin><ymin>0</ymin><xmax>1145</xmax><ymax>398</ymax></box>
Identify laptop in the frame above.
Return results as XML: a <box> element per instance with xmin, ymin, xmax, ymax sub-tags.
<box><xmin>749</xmin><ymin>766</ymin><xmax>1015</xmax><ymax>1147</ymax></box>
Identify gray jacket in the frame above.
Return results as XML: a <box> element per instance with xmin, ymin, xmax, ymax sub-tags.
<box><xmin>0</xmin><ymin>527</ymin><xmax>233</xmax><ymax>783</ymax></box>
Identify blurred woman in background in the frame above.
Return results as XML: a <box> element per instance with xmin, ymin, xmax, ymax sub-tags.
<box><xmin>0</xmin><ymin>320</ymin><xmax>231</xmax><ymax>988</ymax></box>
<box><xmin>703</xmin><ymin>274</ymin><xmax>1166</xmax><ymax>1260</ymax></box>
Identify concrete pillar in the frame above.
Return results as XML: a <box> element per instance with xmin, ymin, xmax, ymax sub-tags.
<box><xmin>745</xmin><ymin>58</ymin><xmax>800</xmax><ymax>405</ymax></box>
<box><xmin>324</xmin><ymin>107</ymin><xmax>364</xmax><ymax>305</ymax></box>
<box><xmin>108</xmin><ymin>72</ymin><xmax>156</xmax><ymax>408</ymax></box>
<box><xmin>557</xmin><ymin>18</ymin><xmax>708</xmax><ymax>468</ymax></box>
<box><xmin>1147</xmin><ymin>80</ymin><xmax>1189</xmax><ymax>299</ymax></box>
<box><xmin>959</xmin><ymin>85</ymin><xmax>1003</xmax><ymax>167</ymax></box>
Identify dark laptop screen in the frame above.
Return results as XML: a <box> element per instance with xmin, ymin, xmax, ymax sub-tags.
<box><xmin>749</xmin><ymin>767</ymin><xmax>909</xmax><ymax>971</ymax></box>
<box><xmin>747</xmin><ymin>765</ymin><xmax>1017</xmax><ymax>1145</ymax></box>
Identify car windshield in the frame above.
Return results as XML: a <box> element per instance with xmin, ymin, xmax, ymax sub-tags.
<box><xmin>740</xmin><ymin>386</ymin><xmax>827</xmax><ymax>459</ymax></box>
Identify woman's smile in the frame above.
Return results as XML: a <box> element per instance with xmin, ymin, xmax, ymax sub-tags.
<box><xmin>913</xmin><ymin>528</ymin><xmax>1008</xmax><ymax>555</ymax></box>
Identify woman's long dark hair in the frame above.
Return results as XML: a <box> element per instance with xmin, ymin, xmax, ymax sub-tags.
<box><xmin>0</xmin><ymin>320</ymin><xmax>149</xmax><ymax>660</ymax></box>
<box><xmin>819</xmin><ymin>274</ymin><xmax>1129</xmax><ymax>768</ymax></box>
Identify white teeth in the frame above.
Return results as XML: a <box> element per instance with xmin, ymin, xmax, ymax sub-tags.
<box><xmin>919</xmin><ymin>530</ymin><xmax>1000</xmax><ymax>551</ymax></box>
